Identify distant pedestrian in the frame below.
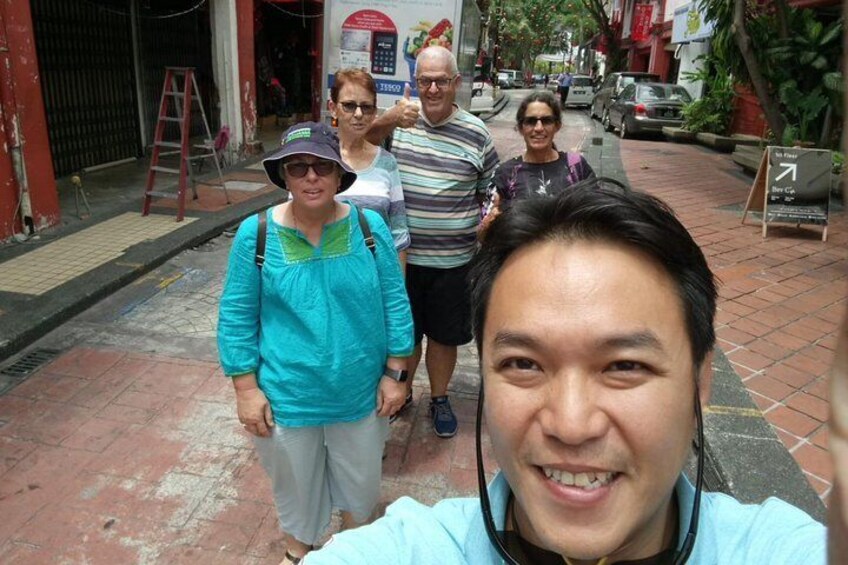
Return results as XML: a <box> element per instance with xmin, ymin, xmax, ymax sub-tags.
<box><xmin>218</xmin><ymin>121</ymin><xmax>413</xmax><ymax>565</ymax></box>
<box><xmin>367</xmin><ymin>46</ymin><xmax>499</xmax><ymax>439</ymax></box>
<box><xmin>558</xmin><ymin>69</ymin><xmax>573</xmax><ymax>106</ymax></box>
<box><xmin>543</xmin><ymin>73</ymin><xmax>549</xmax><ymax>89</ymax></box>
<box><xmin>482</xmin><ymin>91</ymin><xmax>595</xmax><ymax>228</ymax></box>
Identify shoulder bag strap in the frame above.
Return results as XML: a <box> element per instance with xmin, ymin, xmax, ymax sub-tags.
<box><xmin>255</xmin><ymin>211</ymin><xmax>267</xmax><ymax>269</ymax></box>
<box><xmin>356</xmin><ymin>207</ymin><xmax>377</xmax><ymax>257</ymax></box>
<box><xmin>565</xmin><ymin>152</ymin><xmax>583</xmax><ymax>184</ymax></box>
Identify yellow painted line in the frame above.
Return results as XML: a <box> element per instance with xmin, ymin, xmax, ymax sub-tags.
<box><xmin>157</xmin><ymin>273</ymin><xmax>184</xmax><ymax>289</ymax></box>
<box><xmin>704</xmin><ymin>405</ymin><xmax>764</xmax><ymax>418</ymax></box>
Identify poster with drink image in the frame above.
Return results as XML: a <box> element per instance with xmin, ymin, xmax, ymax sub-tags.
<box><xmin>323</xmin><ymin>0</ymin><xmax>474</xmax><ymax>111</ymax></box>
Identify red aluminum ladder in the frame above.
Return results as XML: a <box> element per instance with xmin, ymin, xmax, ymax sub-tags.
<box><xmin>142</xmin><ymin>67</ymin><xmax>229</xmax><ymax>221</ymax></box>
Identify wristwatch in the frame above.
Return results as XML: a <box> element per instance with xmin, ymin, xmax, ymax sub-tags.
<box><xmin>383</xmin><ymin>368</ymin><xmax>409</xmax><ymax>383</ymax></box>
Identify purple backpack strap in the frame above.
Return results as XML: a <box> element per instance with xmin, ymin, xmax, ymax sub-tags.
<box><xmin>565</xmin><ymin>152</ymin><xmax>583</xmax><ymax>185</ymax></box>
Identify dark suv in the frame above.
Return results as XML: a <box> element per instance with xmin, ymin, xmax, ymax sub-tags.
<box><xmin>591</xmin><ymin>72</ymin><xmax>660</xmax><ymax>123</ymax></box>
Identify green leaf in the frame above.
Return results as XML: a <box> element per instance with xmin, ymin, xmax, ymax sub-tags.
<box><xmin>819</xmin><ymin>20</ymin><xmax>843</xmax><ymax>46</ymax></box>
<box><xmin>823</xmin><ymin>72</ymin><xmax>844</xmax><ymax>93</ymax></box>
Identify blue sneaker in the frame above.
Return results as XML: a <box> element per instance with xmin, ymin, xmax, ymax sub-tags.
<box><xmin>429</xmin><ymin>396</ymin><xmax>458</xmax><ymax>438</ymax></box>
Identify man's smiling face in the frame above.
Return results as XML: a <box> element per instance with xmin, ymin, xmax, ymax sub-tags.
<box><xmin>482</xmin><ymin>238</ymin><xmax>709</xmax><ymax>563</ymax></box>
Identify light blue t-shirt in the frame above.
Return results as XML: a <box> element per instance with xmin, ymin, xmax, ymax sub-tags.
<box><xmin>217</xmin><ymin>206</ymin><xmax>414</xmax><ymax>427</ymax></box>
<box><xmin>304</xmin><ymin>473</ymin><xmax>825</xmax><ymax>564</ymax></box>
<box><xmin>337</xmin><ymin>147</ymin><xmax>410</xmax><ymax>252</ymax></box>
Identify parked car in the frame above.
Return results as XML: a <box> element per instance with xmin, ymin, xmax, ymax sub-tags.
<box><xmin>546</xmin><ymin>78</ymin><xmax>559</xmax><ymax>92</ymax></box>
<box><xmin>562</xmin><ymin>75</ymin><xmax>594</xmax><ymax>107</ymax></box>
<box><xmin>591</xmin><ymin>72</ymin><xmax>660</xmax><ymax>123</ymax></box>
<box><xmin>503</xmin><ymin>69</ymin><xmax>524</xmax><ymax>88</ymax></box>
<box><xmin>497</xmin><ymin>71</ymin><xmax>514</xmax><ymax>89</ymax></box>
<box><xmin>532</xmin><ymin>73</ymin><xmax>546</xmax><ymax>85</ymax></box>
<box><xmin>604</xmin><ymin>82</ymin><xmax>692</xmax><ymax>138</ymax></box>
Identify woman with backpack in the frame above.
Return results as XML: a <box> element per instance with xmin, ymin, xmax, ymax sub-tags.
<box><xmin>482</xmin><ymin>91</ymin><xmax>595</xmax><ymax>225</ymax></box>
<box><xmin>217</xmin><ymin>121</ymin><xmax>413</xmax><ymax>565</ymax></box>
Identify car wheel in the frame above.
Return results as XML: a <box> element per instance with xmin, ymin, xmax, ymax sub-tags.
<box><xmin>620</xmin><ymin>118</ymin><xmax>629</xmax><ymax>139</ymax></box>
<box><xmin>602</xmin><ymin>109</ymin><xmax>613</xmax><ymax>132</ymax></box>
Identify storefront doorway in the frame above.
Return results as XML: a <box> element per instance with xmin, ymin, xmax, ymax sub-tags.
<box><xmin>254</xmin><ymin>0</ymin><xmax>322</xmax><ymax>144</ymax></box>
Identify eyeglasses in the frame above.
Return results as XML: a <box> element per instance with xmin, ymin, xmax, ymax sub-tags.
<box><xmin>520</xmin><ymin>116</ymin><xmax>558</xmax><ymax>128</ymax></box>
<box><xmin>416</xmin><ymin>76</ymin><xmax>456</xmax><ymax>90</ymax></box>
<box><xmin>282</xmin><ymin>160</ymin><xmax>337</xmax><ymax>178</ymax></box>
<box><xmin>339</xmin><ymin>101</ymin><xmax>377</xmax><ymax>115</ymax></box>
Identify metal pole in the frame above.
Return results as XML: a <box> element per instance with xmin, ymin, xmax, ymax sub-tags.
<box><xmin>130</xmin><ymin>0</ymin><xmax>147</xmax><ymax>150</ymax></box>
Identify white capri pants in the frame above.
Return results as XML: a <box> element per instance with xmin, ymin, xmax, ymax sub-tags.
<box><xmin>252</xmin><ymin>410</ymin><xmax>388</xmax><ymax>545</ymax></box>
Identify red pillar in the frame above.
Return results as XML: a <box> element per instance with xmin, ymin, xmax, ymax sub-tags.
<box><xmin>0</xmin><ymin>0</ymin><xmax>59</xmax><ymax>240</ymax></box>
<box><xmin>236</xmin><ymin>0</ymin><xmax>258</xmax><ymax>151</ymax></box>
<box><xmin>649</xmin><ymin>36</ymin><xmax>671</xmax><ymax>82</ymax></box>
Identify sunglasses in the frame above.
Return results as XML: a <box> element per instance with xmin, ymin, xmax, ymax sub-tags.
<box><xmin>416</xmin><ymin>76</ymin><xmax>455</xmax><ymax>90</ymax></box>
<box><xmin>339</xmin><ymin>101</ymin><xmax>377</xmax><ymax>115</ymax></box>
<box><xmin>520</xmin><ymin>116</ymin><xmax>558</xmax><ymax>128</ymax></box>
<box><xmin>282</xmin><ymin>160</ymin><xmax>337</xmax><ymax>178</ymax></box>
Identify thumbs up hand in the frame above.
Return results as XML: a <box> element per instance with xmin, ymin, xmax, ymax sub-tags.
<box><xmin>394</xmin><ymin>83</ymin><xmax>420</xmax><ymax>128</ymax></box>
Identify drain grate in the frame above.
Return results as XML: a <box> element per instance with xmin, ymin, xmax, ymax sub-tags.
<box><xmin>0</xmin><ymin>348</ymin><xmax>62</xmax><ymax>378</ymax></box>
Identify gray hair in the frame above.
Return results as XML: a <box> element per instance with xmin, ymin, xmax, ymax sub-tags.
<box><xmin>416</xmin><ymin>46</ymin><xmax>458</xmax><ymax>76</ymax></box>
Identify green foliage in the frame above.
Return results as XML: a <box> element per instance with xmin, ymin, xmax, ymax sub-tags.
<box><xmin>680</xmin><ymin>59</ymin><xmax>735</xmax><ymax>135</ymax></box>
<box><xmin>696</xmin><ymin>0</ymin><xmax>842</xmax><ymax>147</ymax></box>
<box><xmin>494</xmin><ymin>0</ymin><xmax>596</xmax><ymax>71</ymax></box>
<box><xmin>777</xmin><ymin>81</ymin><xmax>829</xmax><ymax>145</ymax></box>
<box><xmin>832</xmin><ymin>151</ymin><xmax>844</xmax><ymax>174</ymax></box>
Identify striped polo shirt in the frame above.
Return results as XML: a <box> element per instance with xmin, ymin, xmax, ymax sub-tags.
<box><xmin>392</xmin><ymin>107</ymin><xmax>499</xmax><ymax>268</ymax></box>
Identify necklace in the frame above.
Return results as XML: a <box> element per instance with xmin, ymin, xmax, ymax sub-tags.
<box><xmin>290</xmin><ymin>201</ymin><xmax>337</xmax><ymax>234</ymax></box>
<box><xmin>523</xmin><ymin>148</ymin><xmax>559</xmax><ymax>164</ymax></box>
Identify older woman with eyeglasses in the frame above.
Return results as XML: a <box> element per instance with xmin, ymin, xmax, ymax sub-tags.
<box><xmin>217</xmin><ymin>121</ymin><xmax>413</xmax><ymax>565</ymax></box>
<box><xmin>329</xmin><ymin>68</ymin><xmax>410</xmax><ymax>266</ymax></box>
<box><xmin>482</xmin><ymin>91</ymin><xmax>595</xmax><ymax>223</ymax></box>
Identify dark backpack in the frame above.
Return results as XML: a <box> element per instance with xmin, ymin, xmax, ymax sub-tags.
<box><xmin>254</xmin><ymin>206</ymin><xmax>376</xmax><ymax>269</ymax></box>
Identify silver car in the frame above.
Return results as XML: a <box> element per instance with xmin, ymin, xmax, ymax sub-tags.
<box><xmin>604</xmin><ymin>82</ymin><xmax>692</xmax><ymax>138</ymax></box>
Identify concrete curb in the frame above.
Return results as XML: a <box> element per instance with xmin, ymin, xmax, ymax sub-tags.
<box><xmin>706</xmin><ymin>349</ymin><xmax>826</xmax><ymax>521</ymax></box>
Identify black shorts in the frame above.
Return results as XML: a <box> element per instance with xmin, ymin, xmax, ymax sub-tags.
<box><xmin>405</xmin><ymin>263</ymin><xmax>472</xmax><ymax>346</ymax></box>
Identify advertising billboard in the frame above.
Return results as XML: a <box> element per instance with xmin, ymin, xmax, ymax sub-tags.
<box><xmin>323</xmin><ymin>0</ymin><xmax>476</xmax><ymax>114</ymax></box>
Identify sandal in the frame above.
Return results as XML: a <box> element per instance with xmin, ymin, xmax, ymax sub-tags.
<box><xmin>281</xmin><ymin>544</ymin><xmax>314</xmax><ymax>565</ymax></box>
<box><xmin>281</xmin><ymin>550</ymin><xmax>304</xmax><ymax>565</ymax></box>
<box><xmin>389</xmin><ymin>391</ymin><xmax>414</xmax><ymax>424</ymax></box>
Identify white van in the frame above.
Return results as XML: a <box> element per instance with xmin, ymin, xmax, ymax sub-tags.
<box><xmin>564</xmin><ymin>75</ymin><xmax>594</xmax><ymax>107</ymax></box>
<box><xmin>503</xmin><ymin>70</ymin><xmax>524</xmax><ymax>88</ymax></box>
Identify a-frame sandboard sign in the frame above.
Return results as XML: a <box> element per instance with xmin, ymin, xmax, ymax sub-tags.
<box><xmin>741</xmin><ymin>146</ymin><xmax>830</xmax><ymax>242</ymax></box>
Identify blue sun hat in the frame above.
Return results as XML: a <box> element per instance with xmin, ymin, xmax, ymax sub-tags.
<box><xmin>261</xmin><ymin>121</ymin><xmax>357</xmax><ymax>192</ymax></box>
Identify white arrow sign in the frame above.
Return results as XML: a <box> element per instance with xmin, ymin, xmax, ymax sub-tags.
<box><xmin>775</xmin><ymin>162</ymin><xmax>797</xmax><ymax>182</ymax></box>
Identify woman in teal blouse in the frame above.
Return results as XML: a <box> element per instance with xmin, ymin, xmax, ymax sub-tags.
<box><xmin>217</xmin><ymin>122</ymin><xmax>413</xmax><ymax>565</ymax></box>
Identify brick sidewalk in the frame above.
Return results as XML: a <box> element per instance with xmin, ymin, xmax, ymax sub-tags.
<box><xmin>620</xmin><ymin>139</ymin><xmax>846</xmax><ymax>500</ymax></box>
<box><xmin>0</xmin><ymin>345</ymin><xmax>490</xmax><ymax>562</ymax></box>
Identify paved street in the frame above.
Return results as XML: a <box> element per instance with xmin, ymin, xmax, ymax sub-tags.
<box><xmin>0</xmin><ymin>90</ymin><xmax>844</xmax><ymax>562</ymax></box>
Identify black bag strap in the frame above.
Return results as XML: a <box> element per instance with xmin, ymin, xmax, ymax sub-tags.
<box><xmin>256</xmin><ymin>207</ymin><xmax>373</xmax><ymax>269</ymax></box>
<box><xmin>357</xmin><ymin>206</ymin><xmax>376</xmax><ymax>257</ymax></box>
<box><xmin>255</xmin><ymin>211</ymin><xmax>267</xmax><ymax>269</ymax></box>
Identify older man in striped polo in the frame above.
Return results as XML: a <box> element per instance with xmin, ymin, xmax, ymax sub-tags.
<box><xmin>368</xmin><ymin>46</ymin><xmax>499</xmax><ymax>438</ymax></box>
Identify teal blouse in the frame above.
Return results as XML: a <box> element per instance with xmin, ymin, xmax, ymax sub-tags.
<box><xmin>217</xmin><ymin>205</ymin><xmax>414</xmax><ymax>427</ymax></box>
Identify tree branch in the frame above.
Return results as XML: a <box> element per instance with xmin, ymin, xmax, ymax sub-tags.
<box><xmin>731</xmin><ymin>0</ymin><xmax>785</xmax><ymax>140</ymax></box>
<box><xmin>773</xmin><ymin>0</ymin><xmax>790</xmax><ymax>40</ymax></box>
